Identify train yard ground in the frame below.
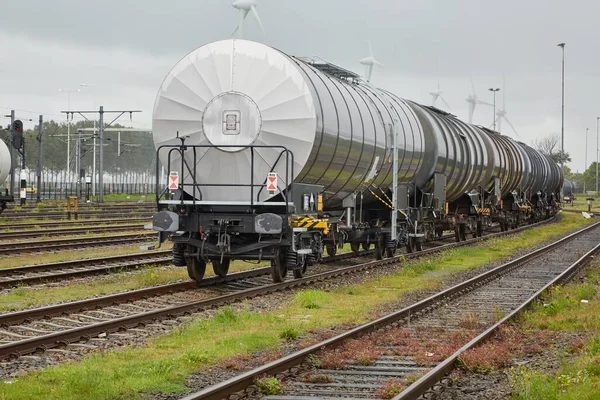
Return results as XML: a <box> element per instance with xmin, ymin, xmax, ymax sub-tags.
<box><xmin>0</xmin><ymin>211</ymin><xmax>596</xmax><ymax>399</ymax></box>
<box><xmin>431</xmin><ymin>260</ymin><xmax>600</xmax><ymax>400</ymax></box>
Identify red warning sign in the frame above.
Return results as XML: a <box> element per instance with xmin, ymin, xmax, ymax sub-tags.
<box><xmin>169</xmin><ymin>171</ymin><xmax>179</xmax><ymax>190</ymax></box>
<box><xmin>267</xmin><ymin>172</ymin><xmax>277</xmax><ymax>192</ymax></box>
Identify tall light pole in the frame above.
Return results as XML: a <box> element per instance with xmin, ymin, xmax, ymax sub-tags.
<box><xmin>596</xmin><ymin>117</ymin><xmax>599</xmax><ymax>194</ymax></box>
<box><xmin>557</xmin><ymin>43</ymin><xmax>566</xmax><ymax>196</ymax></box>
<box><xmin>488</xmin><ymin>88</ymin><xmax>500</xmax><ymax>131</ymax></box>
<box><xmin>585</xmin><ymin>128</ymin><xmax>589</xmax><ymax>193</ymax></box>
<box><xmin>58</xmin><ymin>88</ymin><xmax>80</xmax><ymax>185</ymax></box>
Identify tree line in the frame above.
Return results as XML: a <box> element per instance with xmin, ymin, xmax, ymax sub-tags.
<box><xmin>1</xmin><ymin>120</ymin><xmax>156</xmax><ymax>181</ymax></box>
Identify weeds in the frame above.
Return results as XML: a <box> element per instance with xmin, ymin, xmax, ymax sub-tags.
<box><xmin>254</xmin><ymin>376</ymin><xmax>283</xmax><ymax>395</ymax></box>
<box><xmin>301</xmin><ymin>373</ymin><xmax>334</xmax><ymax>383</ymax></box>
<box><xmin>458</xmin><ymin>343</ymin><xmax>512</xmax><ymax>373</ymax></box>
<box><xmin>279</xmin><ymin>326</ymin><xmax>300</xmax><ymax>341</ymax></box>
<box><xmin>376</xmin><ymin>379</ymin><xmax>405</xmax><ymax>399</ymax></box>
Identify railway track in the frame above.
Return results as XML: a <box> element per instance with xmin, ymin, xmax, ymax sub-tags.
<box><xmin>0</xmin><ymin>251</ymin><xmax>173</xmax><ymax>289</ymax></box>
<box><xmin>0</xmin><ymin>218</ymin><xmax>551</xmax><ymax>376</ymax></box>
<box><xmin>0</xmin><ymin>231</ymin><xmax>462</xmax><ymax>289</ymax></box>
<box><xmin>0</xmin><ymin>203</ymin><xmax>155</xmax><ymax>214</ymax></box>
<box><xmin>0</xmin><ymin>212</ymin><xmax>153</xmax><ymax>221</ymax></box>
<box><xmin>0</xmin><ymin>223</ymin><xmax>146</xmax><ymax>240</ymax></box>
<box><xmin>0</xmin><ymin>217</ymin><xmax>148</xmax><ymax>230</ymax></box>
<box><xmin>177</xmin><ymin>220</ymin><xmax>600</xmax><ymax>400</ymax></box>
<box><xmin>0</xmin><ymin>232</ymin><xmax>155</xmax><ymax>255</ymax></box>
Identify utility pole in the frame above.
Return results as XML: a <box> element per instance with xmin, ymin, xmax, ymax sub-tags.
<box><xmin>583</xmin><ymin>128</ymin><xmax>590</xmax><ymax>193</ymax></box>
<box><xmin>76</xmin><ymin>129</ymin><xmax>82</xmax><ymax>199</ymax></box>
<box><xmin>488</xmin><ymin>88</ymin><xmax>500</xmax><ymax>131</ymax></box>
<box><xmin>36</xmin><ymin>115</ymin><xmax>43</xmax><ymax>203</ymax></box>
<box><xmin>597</xmin><ymin>117</ymin><xmax>599</xmax><ymax>194</ymax></box>
<box><xmin>558</xmin><ymin>42</ymin><xmax>566</xmax><ymax>199</ymax></box>
<box><xmin>9</xmin><ymin>110</ymin><xmax>14</xmax><ymax>197</ymax></box>
<box><xmin>61</xmin><ymin>106</ymin><xmax>141</xmax><ymax>202</ymax></box>
<box><xmin>391</xmin><ymin>120</ymin><xmax>398</xmax><ymax>242</ymax></box>
<box><xmin>99</xmin><ymin>106</ymin><xmax>104</xmax><ymax>202</ymax></box>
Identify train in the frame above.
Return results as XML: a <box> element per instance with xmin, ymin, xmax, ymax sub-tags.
<box><xmin>0</xmin><ymin>139</ymin><xmax>13</xmax><ymax>213</ymax></box>
<box><xmin>149</xmin><ymin>39</ymin><xmax>563</xmax><ymax>283</ymax></box>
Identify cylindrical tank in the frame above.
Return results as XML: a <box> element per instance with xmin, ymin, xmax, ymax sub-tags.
<box><xmin>0</xmin><ymin>139</ymin><xmax>11</xmax><ymax>186</ymax></box>
<box><xmin>152</xmin><ymin>39</ymin><xmax>559</xmax><ymax>206</ymax></box>
<box><xmin>153</xmin><ymin>39</ymin><xmax>428</xmax><ymax>203</ymax></box>
<box><xmin>563</xmin><ymin>179</ymin><xmax>575</xmax><ymax>197</ymax></box>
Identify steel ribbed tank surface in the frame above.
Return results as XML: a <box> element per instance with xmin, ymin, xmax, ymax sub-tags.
<box><xmin>152</xmin><ymin>39</ymin><xmax>428</xmax><ymax>203</ymax></box>
<box><xmin>152</xmin><ymin>39</ymin><xmax>561</xmax><ymax>206</ymax></box>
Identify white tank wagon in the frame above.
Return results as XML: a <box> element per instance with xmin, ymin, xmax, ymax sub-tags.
<box><xmin>150</xmin><ymin>39</ymin><xmax>563</xmax><ymax>283</ymax></box>
<box><xmin>0</xmin><ymin>139</ymin><xmax>13</xmax><ymax>213</ymax></box>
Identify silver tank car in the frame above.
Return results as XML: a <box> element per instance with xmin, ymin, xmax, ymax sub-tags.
<box><xmin>153</xmin><ymin>39</ymin><xmax>562</xmax><ymax>206</ymax></box>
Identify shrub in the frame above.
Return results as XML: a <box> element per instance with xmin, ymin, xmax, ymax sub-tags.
<box><xmin>255</xmin><ymin>376</ymin><xmax>283</xmax><ymax>395</ymax></box>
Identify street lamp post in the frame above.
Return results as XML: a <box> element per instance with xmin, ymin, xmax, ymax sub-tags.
<box><xmin>597</xmin><ymin>117</ymin><xmax>599</xmax><ymax>194</ymax></box>
<box><xmin>58</xmin><ymin>88</ymin><xmax>80</xmax><ymax>186</ymax></box>
<box><xmin>585</xmin><ymin>128</ymin><xmax>589</xmax><ymax>194</ymax></box>
<box><xmin>488</xmin><ymin>88</ymin><xmax>500</xmax><ymax>131</ymax></box>
<box><xmin>558</xmin><ymin>43</ymin><xmax>566</xmax><ymax>198</ymax></box>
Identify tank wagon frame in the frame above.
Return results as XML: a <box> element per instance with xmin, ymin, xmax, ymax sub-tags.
<box><xmin>149</xmin><ymin>39</ymin><xmax>563</xmax><ymax>284</ymax></box>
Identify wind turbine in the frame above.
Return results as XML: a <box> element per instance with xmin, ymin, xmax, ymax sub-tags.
<box><xmin>429</xmin><ymin>77</ymin><xmax>451</xmax><ymax>110</ymax></box>
<box><xmin>232</xmin><ymin>0</ymin><xmax>266</xmax><ymax>39</ymax></box>
<box><xmin>494</xmin><ymin>78</ymin><xmax>518</xmax><ymax>137</ymax></box>
<box><xmin>359</xmin><ymin>42</ymin><xmax>382</xmax><ymax>83</ymax></box>
<box><xmin>466</xmin><ymin>74</ymin><xmax>493</xmax><ymax>124</ymax></box>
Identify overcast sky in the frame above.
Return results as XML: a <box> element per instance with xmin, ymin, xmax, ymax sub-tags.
<box><xmin>0</xmin><ymin>0</ymin><xmax>598</xmax><ymax>172</ymax></box>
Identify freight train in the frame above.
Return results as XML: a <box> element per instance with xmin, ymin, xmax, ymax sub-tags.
<box><xmin>149</xmin><ymin>39</ymin><xmax>563</xmax><ymax>283</ymax></box>
<box><xmin>0</xmin><ymin>139</ymin><xmax>14</xmax><ymax>213</ymax></box>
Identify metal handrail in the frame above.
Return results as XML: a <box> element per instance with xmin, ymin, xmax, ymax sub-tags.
<box><xmin>155</xmin><ymin>143</ymin><xmax>294</xmax><ymax>210</ymax></box>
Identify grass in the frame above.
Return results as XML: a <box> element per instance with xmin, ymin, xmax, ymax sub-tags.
<box><xmin>295</xmin><ymin>289</ymin><xmax>331</xmax><ymax>309</ymax></box>
<box><xmin>506</xmin><ymin>267</ymin><xmax>600</xmax><ymax>399</ymax></box>
<box><xmin>520</xmin><ymin>270</ymin><xmax>600</xmax><ymax>332</ymax></box>
<box><xmin>0</xmin><ymin>212</ymin><xmax>593</xmax><ymax>399</ymax></box>
<box><xmin>101</xmin><ymin>193</ymin><xmax>156</xmax><ymax>202</ymax></box>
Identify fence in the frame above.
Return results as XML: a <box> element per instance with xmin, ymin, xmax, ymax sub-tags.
<box><xmin>14</xmin><ymin>182</ymin><xmax>157</xmax><ymax>201</ymax></box>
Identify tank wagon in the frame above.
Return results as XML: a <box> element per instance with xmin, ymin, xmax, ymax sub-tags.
<box><xmin>150</xmin><ymin>39</ymin><xmax>563</xmax><ymax>283</ymax></box>
<box><xmin>562</xmin><ymin>179</ymin><xmax>575</xmax><ymax>204</ymax></box>
<box><xmin>0</xmin><ymin>139</ymin><xmax>14</xmax><ymax>213</ymax></box>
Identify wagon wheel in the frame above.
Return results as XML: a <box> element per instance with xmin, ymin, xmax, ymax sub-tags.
<box><xmin>459</xmin><ymin>224</ymin><xmax>467</xmax><ymax>241</ymax></box>
<box><xmin>405</xmin><ymin>237</ymin><xmax>415</xmax><ymax>253</ymax></box>
<box><xmin>374</xmin><ymin>236</ymin><xmax>384</xmax><ymax>260</ymax></box>
<box><xmin>326</xmin><ymin>245</ymin><xmax>337</xmax><ymax>257</ymax></box>
<box><xmin>186</xmin><ymin>250</ymin><xmax>206</xmax><ymax>283</ymax></box>
<box><xmin>212</xmin><ymin>258</ymin><xmax>230</xmax><ymax>277</ymax></box>
<box><xmin>271</xmin><ymin>248</ymin><xmax>288</xmax><ymax>283</ymax></box>
<box><xmin>415</xmin><ymin>238</ymin><xmax>423</xmax><ymax>252</ymax></box>
<box><xmin>386</xmin><ymin>246</ymin><xmax>396</xmax><ymax>258</ymax></box>
<box><xmin>293</xmin><ymin>256</ymin><xmax>308</xmax><ymax>279</ymax></box>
